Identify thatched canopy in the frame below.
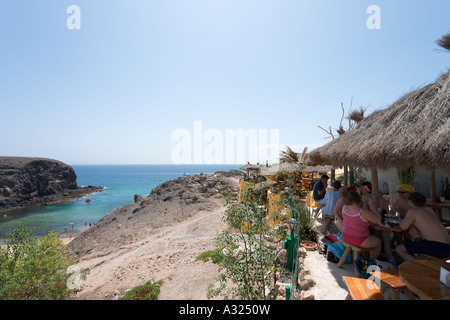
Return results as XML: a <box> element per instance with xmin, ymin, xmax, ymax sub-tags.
<box><xmin>266</xmin><ymin>162</ymin><xmax>302</xmax><ymax>175</ymax></box>
<box><xmin>306</xmin><ymin>70</ymin><xmax>450</xmax><ymax>171</ymax></box>
<box><xmin>436</xmin><ymin>33</ymin><xmax>450</xmax><ymax>51</ymax></box>
<box><xmin>240</xmin><ymin>163</ymin><xmax>261</xmax><ymax>171</ymax></box>
<box><xmin>302</xmin><ymin>165</ymin><xmax>333</xmax><ymax>174</ymax></box>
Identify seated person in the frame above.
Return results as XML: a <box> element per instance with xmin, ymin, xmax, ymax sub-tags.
<box><xmin>392</xmin><ymin>184</ymin><xmax>414</xmax><ymax>218</ymax></box>
<box><xmin>361</xmin><ymin>181</ymin><xmax>389</xmax><ymax>211</ymax></box>
<box><xmin>333</xmin><ymin>186</ymin><xmax>356</xmax><ymax>233</ymax></box>
<box><xmin>342</xmin><ymin>191</ymin><xmax>382</xmax><ymax>259</ymax></box>
<box><xmin>395</xmin><ymin>192</ymin><xmax>450</xmax><ymax>261</ymax></box>
<box><xmin>391</xmin><ymin>184</ymin><xmax>420</xmax><ymax>241</ymax></box>
<box><xmin>319</xmin><ymin>180</ymin><xmax>342</xmax><ymax>217</ymax></box>
<box><xmin>312</xmin><ymin>174</ymin><xmax>329</xmax><ymax>213</ymax></box>
<box><xmin>313</xmin><ymin>174</ymin><xmax>329</xmax><ymax>202</ymax></box>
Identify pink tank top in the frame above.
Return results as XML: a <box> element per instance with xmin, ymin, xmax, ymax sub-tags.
<box><xmin>342</xmin><ymin>205</ymin><xmax>371</xmax><ymax>239</ymax></box>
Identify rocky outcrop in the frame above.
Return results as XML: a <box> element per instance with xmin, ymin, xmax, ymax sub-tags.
<box><xmin>67</xmin><ymin>170</ymin><xmax>242</xmax><ymax>260</ymax></box>
<box><xmin>0</xmin><ymin>157</ymin><xmax>102</xmax><ymax>212</ymax></box>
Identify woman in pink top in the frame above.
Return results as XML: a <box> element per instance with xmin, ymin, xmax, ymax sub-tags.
<box><xmin>342</xmin><ymin>191</ymin><xmax>382</xmax><ymax>258</ymax></box>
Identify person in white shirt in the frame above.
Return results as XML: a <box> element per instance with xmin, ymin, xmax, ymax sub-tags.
<box><xmin>319</xmin><ymin>180</ymin><xmax>342</xmax><ymax>217</ymax></box>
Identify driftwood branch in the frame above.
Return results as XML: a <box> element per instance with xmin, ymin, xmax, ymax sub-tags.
<box><xmin>318</xmin><ymin>125</ymin><xmax>335</xmax><ymax>140</ymax></box>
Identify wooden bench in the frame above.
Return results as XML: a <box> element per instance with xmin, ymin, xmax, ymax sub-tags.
<box><xmin>321</xmin><ymin>215</ymin><xmax>335</xmax><ymax>234</ymax></box>
<box><xmin>342</xmin><ymin>276</ymin><xmax>385</xmax><ymax>300</ymax></box>
<box><xmin>415</xmin><ymin>253</ymin><xmax>450</xmax><ymax>261</ymax></box>
<box><xmin>337</xmin><ymin>239</ymin><xmax>371</xmax><ymax>266</ymax></box>
<box><xmin>370</xmin><ymin>268</ymin><xmax>415</xmax><ymax>300</ymax></box>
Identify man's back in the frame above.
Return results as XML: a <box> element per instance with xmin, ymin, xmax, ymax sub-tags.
<box><xmin>408</xmin><ymin>207</ymin><xmax>450</xmax><ymax>244</ymax></box>
<box><xmin>313</xmin><ymin>180</ymin><xmax>324</xmax><ymax>201</ymax></box>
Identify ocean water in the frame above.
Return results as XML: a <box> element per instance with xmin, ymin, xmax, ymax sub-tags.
<box><xmin>0</xmin><ymin>164</ymin><xmax>241</xmax><ymax>237</ymax></box>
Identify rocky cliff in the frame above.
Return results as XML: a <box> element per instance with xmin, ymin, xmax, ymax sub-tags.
<box><xmin>0</xmin><ymin>157</ymin><xmax>102</xmax><ymax>212</ymax></box>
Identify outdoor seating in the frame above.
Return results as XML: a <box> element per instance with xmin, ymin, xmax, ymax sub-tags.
<box><xmin>342</xmin><ymin>276</ymin><xmax>385</xmax><ymax>300</ymax></box>
<box><xmin>399</xmin><ymin>259</ymin><xmax>450</xmax><ymax>300</ymax></box>
<box><xmin>414</xmin><ymin>253</ymin><xmax>450</xmax><ymax>261</ymax></box>
<box><xmin>369</xmin><ymin>268</ymin><xmax>415</xmax><ymax>300</ymax></box>
<box><xmin>337</xmin><ymin>240</ymin><xmax>372</xmax><ymax>276</ymax></box>
<box><xmin>321</xmin><ymin>215</ymin><xmax>335</xmax><ymax>234</ymax></box>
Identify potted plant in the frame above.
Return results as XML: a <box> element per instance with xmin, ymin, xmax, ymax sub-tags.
<box><xmin>292</xmin><ymin>198</ymin><xmax>319</xmax><ymax>250</ymax></box>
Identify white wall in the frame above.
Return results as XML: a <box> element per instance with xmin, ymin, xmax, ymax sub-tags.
<box><xmin>364</xmin><ymin>167</ymin><xmax>450</xmax><ymax>198</ymax></box>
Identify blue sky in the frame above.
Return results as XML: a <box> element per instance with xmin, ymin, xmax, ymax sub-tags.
<box><xmin>0</xmin><ymin>0</ymin><xmax>449</xmax><ymax>164</ymax></box>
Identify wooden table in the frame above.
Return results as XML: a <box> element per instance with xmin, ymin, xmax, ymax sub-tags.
<box><xmin>426</xmin><ymin>199</ymin><xmax>450</xmax><ymax>221</ymax></box>
<box><xmin>399</xmin><ymin>260</ymin><xmax>450</xmax><ymax>300</ymax></box>
<box><xmin>371</xmin><ymin>222</ymin><xmax>406</xmax><ymax>259</ymax></box>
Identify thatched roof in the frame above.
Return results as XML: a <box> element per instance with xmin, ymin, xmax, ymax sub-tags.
<box><xmin>436</xmin><ymin>33</ymin><xmax>450</xmax><ymax>51</ymax></box>
<box><xmin>302</xmin><ymin>165</ymin><xmax>333</xmax><ymax>173</ymax></box>
<box><xmin>266</xmin><ymin>162</ymin><xmax>302</xmax><ymax>175</ymax></box>
<box><xmin>306</xmin><ymin>70</ymin><xmax>450</xmax><ymax>170</ymax></box>
<box><xmin>240</xmin><ymin>163</ymin><xmax>261</xmax><ymax>171</ymax></box>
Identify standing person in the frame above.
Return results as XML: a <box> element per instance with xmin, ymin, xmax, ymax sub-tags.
<box><xmin>342</xmin><ymin>191</ymin><xmax>382</xmax><ymax>258</ymax></box>
<box><xmin>312</xmin><ymin>174</ymin><xmax>329</xmax><ymax>213</ymax></box>
<box><xmin>395</xmin><ymin>192</ymin><xmax>450</xmax><ymax>261</ymax></box>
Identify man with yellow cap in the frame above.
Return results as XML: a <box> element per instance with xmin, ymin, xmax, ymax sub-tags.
<box><xmin>392</xmin><ymin>184</ymin><xmax>420</xmax><ymax>241</ymax></box>
<box><xmin>392</xmin><ymin>184</ymin><xmax>414</xmax><ymax>219</ymax></box>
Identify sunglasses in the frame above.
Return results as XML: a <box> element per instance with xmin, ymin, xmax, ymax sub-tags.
<box><xmin>397</xmin><ymin>191</ymin><xmax>408</xmax><ymax>194</ymax></box>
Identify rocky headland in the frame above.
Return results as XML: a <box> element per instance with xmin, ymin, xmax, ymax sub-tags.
<box><xmin>66</xmin><ymin>169</ymin><xmax>242</xmax><ymax>299</ymax></box>
<box><xmin>0</xmin><ymin>157</ymin><xmax>102</xmax><ymax>212</ymax></box>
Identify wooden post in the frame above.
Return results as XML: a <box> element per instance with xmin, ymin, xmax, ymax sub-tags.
<box><xmin>371</xmin><ymin>167</ymin><xmax>380</xmax><ymax>210</ymax></box>
<box><xmin>344</xmin><ymin>166</ymin><xmax>348</xmax><ymax>187</ymax></box>
<box><xmin>429</xmin><ymin>169</ymin><xmax>442</xmax><ymax>220</ymax></box>
<box><xmin>349</xmin><ymin>167</ymin><xmax>355</xmax><ymax>186</ymax></box>
<box><xmin>430</xmin><ymin>169</ymin><xmax>437</xmax><ymax>201</ymax></box>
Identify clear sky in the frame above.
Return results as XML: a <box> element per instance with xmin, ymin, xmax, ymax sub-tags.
<box><xmin>1</xmin><ymin>0</ymin><xmax>449</xmax><ymax>165</ymax></box>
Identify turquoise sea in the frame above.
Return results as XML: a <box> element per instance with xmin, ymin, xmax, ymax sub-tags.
<box><xmin>0</xmin><ymin>164</ymin><xmax>241</xmax><ymax>238</ymax></box>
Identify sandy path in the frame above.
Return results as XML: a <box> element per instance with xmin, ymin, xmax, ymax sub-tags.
<box><xmin>71</xmin><ymin>203</ymin><xmax>226</xmax><ymax>300</ymax></box>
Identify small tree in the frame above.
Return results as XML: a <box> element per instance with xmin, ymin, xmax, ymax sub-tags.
<box><xmin>0</xmin><ymin>224</ymin><xmax>74</xmax><ymax>300</ymax></box>
<box><xmin>207</xmin><ymin>188</ymin><xmax>280</xmax><ymax>300</ymax></box>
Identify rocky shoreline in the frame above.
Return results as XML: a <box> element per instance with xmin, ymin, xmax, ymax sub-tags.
<box><xmin>0</xmin><ymin>157</ymin><xmax>103</xmax><ymax>213</ymax></box>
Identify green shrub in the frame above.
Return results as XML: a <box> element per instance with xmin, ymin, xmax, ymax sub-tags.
<box><xmin>0</xmin><ymin>223</ymin><xmax>74</xmax><ymax>300</ymax></box>
<box><xmin>119</xmin><ymin>280</ymin><xmax>163</xmax><ymax>300</ymax></box>
<box><xmin>197</xmin><ymin>249</ymin><xmax>225</xmax><ymax>265</ymax></box>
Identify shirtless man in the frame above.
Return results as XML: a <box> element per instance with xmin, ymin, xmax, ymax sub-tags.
<box><xmin>395</xmin><ymin>192</ymin><xmax>450</xmax><ymax>261</ymax></box>
<box><xmin>392</xmin><ymin>184</ymin><xmax>413</xmax><ymax>218</ymax></box>
<box><xmin>391</xmin><ymin>184</ymin><xmax>420</xmax><ymax>241</ymax></box>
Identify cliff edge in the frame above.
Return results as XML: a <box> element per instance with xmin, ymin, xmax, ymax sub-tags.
<box><xmin>0</xmin><ymin>157</ymin><xmax>102</xmax><ymax>212</ymax></box>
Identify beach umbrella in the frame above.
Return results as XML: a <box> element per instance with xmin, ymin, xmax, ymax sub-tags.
<box><xmin>240</xmin><ymin>163</ymin><xmax>261</xmax><ymax>177</ymax></box>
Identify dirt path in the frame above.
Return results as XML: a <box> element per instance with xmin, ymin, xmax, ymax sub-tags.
<box><xmin>70</xmin><ymin>200</ymin><xmax>228</xmax><ymax>300</ymax></box>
